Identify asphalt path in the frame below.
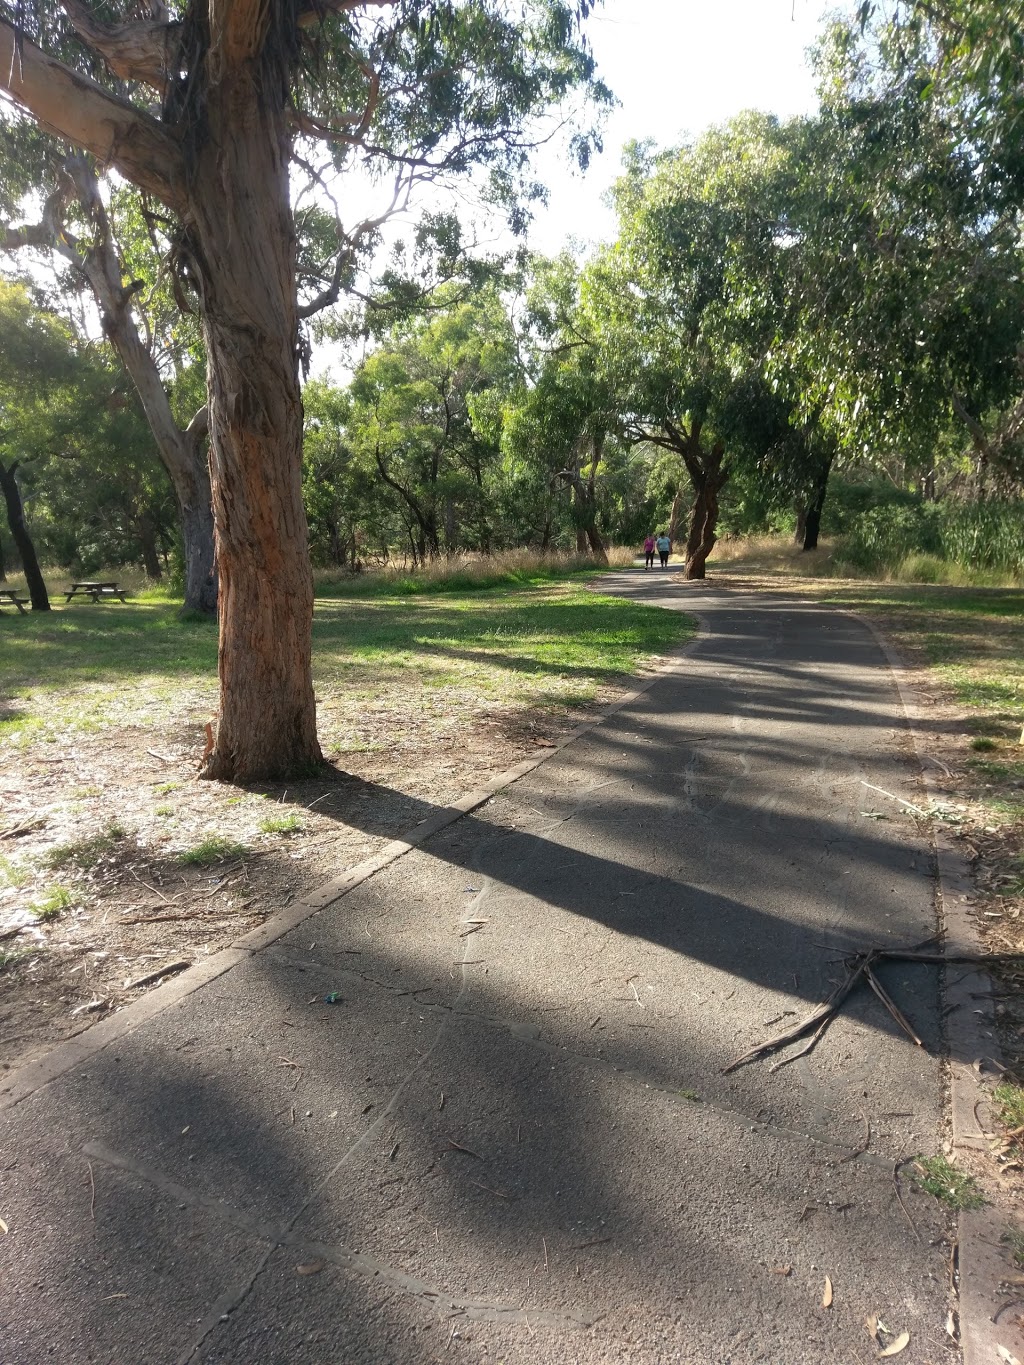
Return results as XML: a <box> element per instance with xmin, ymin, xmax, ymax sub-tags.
<box><xmin>0</xmin><ymin>573</ymin><xmax>957</xmax><ymax>1364</ymax></box>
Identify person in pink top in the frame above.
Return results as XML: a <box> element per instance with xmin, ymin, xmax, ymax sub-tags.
<box><xmin>643</xmin><ymin>534</ymin><xmax>656</xmax><ymax>570</ymax></box>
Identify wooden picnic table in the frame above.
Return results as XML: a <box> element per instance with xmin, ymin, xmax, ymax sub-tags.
<box><xmin>64</xmin><ymin>580</ymin><xmax>128</xmax><ymax>604</ymax></box>
<box><xmin>0</xmin><ymin>588</ymin><xmax>29</xmax><ymax>615</ymax></box>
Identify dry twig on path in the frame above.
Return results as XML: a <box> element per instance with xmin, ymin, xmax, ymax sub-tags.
<box><xmin>724</xmin><ymin>942</ymin><xmax>1024</xmax><ymax>1074</ymax></box>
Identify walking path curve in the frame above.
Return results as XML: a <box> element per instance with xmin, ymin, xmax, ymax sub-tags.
<box><xmin>1</xmin><ymin>574</ymin><xmax>965</xmax><ymax>1363</ymax></box>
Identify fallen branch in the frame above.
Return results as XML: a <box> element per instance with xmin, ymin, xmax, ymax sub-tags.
<box><xmin>123</xmin><ymin>960</ymin><xmax>190</xmax><ymax>990</ymax></box>
<box><xmin>725</xmin><ymin>953</ymin><xmax>874</xmax><ymax>1073</ymax></box>
<box><xmin>725</xmin><ymin>943</ymin><xmax>1024</xmax><ymax>1074</ymax></box>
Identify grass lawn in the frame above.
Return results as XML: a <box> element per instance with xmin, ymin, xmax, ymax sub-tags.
<box><xmin>818</xmin><ymin>582</ymin><xmax>1024</xmax><ymax>822</ymax></box>
<box><xmin>1</xmin><ymin>574</ymin><xmax>691</xmax><ymax>756</ymax></box>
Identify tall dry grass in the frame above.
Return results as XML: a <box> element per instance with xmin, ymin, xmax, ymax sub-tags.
<box><xmin>314</xmin><ymin>546</ymin><xmax>635</xmax><ymax>596</ymax></box>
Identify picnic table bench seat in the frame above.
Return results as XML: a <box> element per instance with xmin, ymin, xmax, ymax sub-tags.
<box><xmin>0</xmin><ymin>588</ymin><xmax>29</xmax><ymax>615</ymax></box>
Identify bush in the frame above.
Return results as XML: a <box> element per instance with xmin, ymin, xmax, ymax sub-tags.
<box><xmin>939</xmin><ymin>500</ymin><xmax>1024</xmax><ymax>577</ymax></box>
<box><xmin>838</xmin><ymin>501</ymin><xmax>941</xmax><ymax>573</ymax></box>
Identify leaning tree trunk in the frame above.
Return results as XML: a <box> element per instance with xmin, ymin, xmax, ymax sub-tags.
<box><xmin>189</xmin><ymin>71</ymin><xmax>322</xmax><ymax>782</ymax></box>
<box><xmin>179</xmin><ymin>437</ymin><xmax>218</xmax><ymax>615</ymax></box>
<box><xmin>0</xmin><ymin>461</ymin><xmax>49</xmax><ymax>610</ymax></box>
<box><xmin>64</xmin><ymin>157</ymin><xmax>218</xmax><ymax>616</ymax></box>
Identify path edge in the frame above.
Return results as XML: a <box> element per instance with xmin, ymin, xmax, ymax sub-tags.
<box><xmin>851</xmin><ymin>608</ymin><xmax>1022</xmax><ymax>1365</ymax></box>
<box><xmin>0</xmin><ymin>600</ymin><xmax>705</xmax><ymax>1113</ymax></box>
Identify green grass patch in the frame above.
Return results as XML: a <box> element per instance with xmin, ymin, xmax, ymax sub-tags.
<box><xmin>258</xmin><ymin>814</ymin><xmax>304</xmax><ymax>836</ymax></box>
<box><xmin>911</xmin><ymin>1154</ymin><xmax>986</xmax><ymax>1210</ymax></box>
<box><xmin>31</xmin><ymin>884</ymin><xmax>73</xmax><ymax>921</ymax></box>
<box><xmin>971</xmin><ymin>736</ymin><xmax>998</xmax><ymax>752</ymax></box>
<box><xmin>44</xmin><ymin>823</ymin><xmax>127</xmax><ymax>869</ymax></box>
<box><xmin>0</xmin><ymin>571</ymin><xmax>691</xmax><ymax>743</ymax></box>
<box><xmin>178</xmin><ymin>835</ymin><xmax>248</xmax><ymax>866</ymax></box>
<box><xmin>1003</xmin><ymin>1228</ymin><xmax>1024</xmax><ymax>1269</ymax></box>
<box><xmin>995</xmin><ymin>1082</ymin><xmax>1024</xmax><ymax>1131</ymax></box>
<box><xmin>0</xmin><ymin>855</ymin><xmax>29</xmax><ymax>889</ymax></box>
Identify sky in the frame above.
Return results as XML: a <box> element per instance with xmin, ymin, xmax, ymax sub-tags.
<box><xmin>518</xmin><ymin>0</ymin><xmax>830</xmax><ymax>255</ymax></box>
<box><xmin>321</xmin><ymin>0</ymin><xmax>835</xmax><ymax>378</ymax></box>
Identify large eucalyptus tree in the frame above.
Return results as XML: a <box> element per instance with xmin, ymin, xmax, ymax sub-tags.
<box><xmin>0</xmin><ymin>0</ymin><xmax>606</xmax><ymax>779</ymax></box>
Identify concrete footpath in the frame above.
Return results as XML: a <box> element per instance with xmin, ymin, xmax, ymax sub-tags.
<box><xmin>1</xmin><ymin>576</ymin><xmax>965</xmax><ymax>1363</ymax></box>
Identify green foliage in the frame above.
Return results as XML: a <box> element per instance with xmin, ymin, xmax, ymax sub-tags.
<box><xmin>258</xmin><ymin>814</ymin><xmax>304</xmax><ymax>836</ymax></box>
<box><xmin>940</xmin><ymin>501</ymin><xmax>1024</xmax><ymax>578</ymax></box>
<box><xmin>31</xmin><ymin>884</ymin><xmax>73</xmax><ymax>921</ymax></box>
<box><xmin>0</xmin><ymin>280</ymin><xmax>174</xmax><ymax>577</ymax></box>
<box><xmin>995</xmin><ymin>1083</ymin><xmax>1024</xmax><ymax>1131</ymax></box>
<box><xmin>838</xmin><ymin>502</ymin><xmax>942</xmax><ymax>573</ymax></box>
<box><xmin>910</xmin><ymin>1154</ymin><xmax>986</xmax><ymax>1210</ymax></box>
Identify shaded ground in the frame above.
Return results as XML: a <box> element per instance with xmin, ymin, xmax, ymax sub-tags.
<box><xmin>709</xmin><ymin>544</ymin><xmax>1024</xmax><ymax>1210</ymax></box>
<box><xmin>0</xmin><ymin>577</ymin><xmax>688</xmax><ymax>1076</ymax></box>
<box><xmin>0</xmin><ymin>576</ymin><xmax>956</xmax><ymax>1364</ymax></box>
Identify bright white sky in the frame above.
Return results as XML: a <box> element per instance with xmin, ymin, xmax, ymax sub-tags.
<box><xmin>524</xmin><ymin>0</ymin><xmax>830</xmax><ymax>254</ymax></box>
<box><xmin>322</xmin><ymin>0</ymin><xmax>834</xmax><ymax>378</ymax></box>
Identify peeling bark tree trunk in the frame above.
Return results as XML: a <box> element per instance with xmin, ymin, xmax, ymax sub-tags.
<box><xmin>0</xmin><ymin>461</ymin><xmax>49</xmax><ymax>610</ymax></box>
<box><xmin>634</xmin><ymin>419</ymin><xmax>729</xmax><ymax>581</ymax></box>
<box><xmin>676</xmin><ymin>432</ymin><xmax>728</xmax><ymax>580</ymax></box>
<box><xmin>189</xmin><ymin>71</ymin><xmax>322</xmax><ymax>782</ymax></box>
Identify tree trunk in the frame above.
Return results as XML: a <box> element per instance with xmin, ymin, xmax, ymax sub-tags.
<box><xmin>575</xmin><ymin>525</ymin><xmax>588</xmax><ymax>554</ymax></box>
<box><xmin>63</xmin><ymin>157</ymin><xmax>218</xmax><ymax>616</ymax></box>
<box><xmin>668</xmin><ymin>490</ymin><xmax>687</xmax><ymax>545</ymax></box>
<box><xmin>683</xmin><ymin>443</ymin><xmax>727</xmax><ymax>580</ymax></box>
<box><xmin>585</xmin><ymin>522</ymin><xmax>608</xmax><ymax>563</ymax></box>
<box><xmin>794</xmin><ymin>506</ymin><xmax>807</xmax><ymax>546</ymax></box>
<box><xmin>181</xmin><ymin>459</ymin><xmax>218</xmax><ymax>616</ymax></box>
<box><xmin>0</xmin><ymin>462</ymin><xmax>50</xmax><ymax>610</ymax></box>
<box><xmin>190</xmin><ymin>72</ymin><xmax>322</xmax><ymax>782</ymax></box>
<box><xmin>802</xmin><ymin>452</ymin><xmax>834</xmax><ymax>552</ymax></box>
<box><xmin>139</xmin><ymin>511</ymin><xmax>163</xmax><ymax>579</ymax></box>
<box><xmin>0</xmin><ymin>530</ymin><xmax>6</xmax><ymax>581</ymax></box>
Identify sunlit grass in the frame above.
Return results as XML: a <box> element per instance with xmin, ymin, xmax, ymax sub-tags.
<box><xmin>1</xmin><ymin>571</ymin><xmax>693</xmax><ymax>761</ymax></box>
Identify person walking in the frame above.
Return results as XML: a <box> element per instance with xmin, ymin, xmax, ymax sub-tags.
<box><xmin>656</xmin><ymin>531</ymin><xmax>672</xmax><ymax>568</ymax></box>
<box><xmin>643</xmin><ymin>533</ymin><xmax>656</xmax><ymax>570</ymax></box>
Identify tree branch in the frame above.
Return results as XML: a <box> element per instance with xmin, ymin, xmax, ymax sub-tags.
<box><xmin>60</xmin><ymin>0</ymin><xmax>179</xmax><ymax>91</ymax></box>
<box><xmin>0</xmin><ymin>19</ymin><xmax>185</xmax><ymax>209</ymax></box>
